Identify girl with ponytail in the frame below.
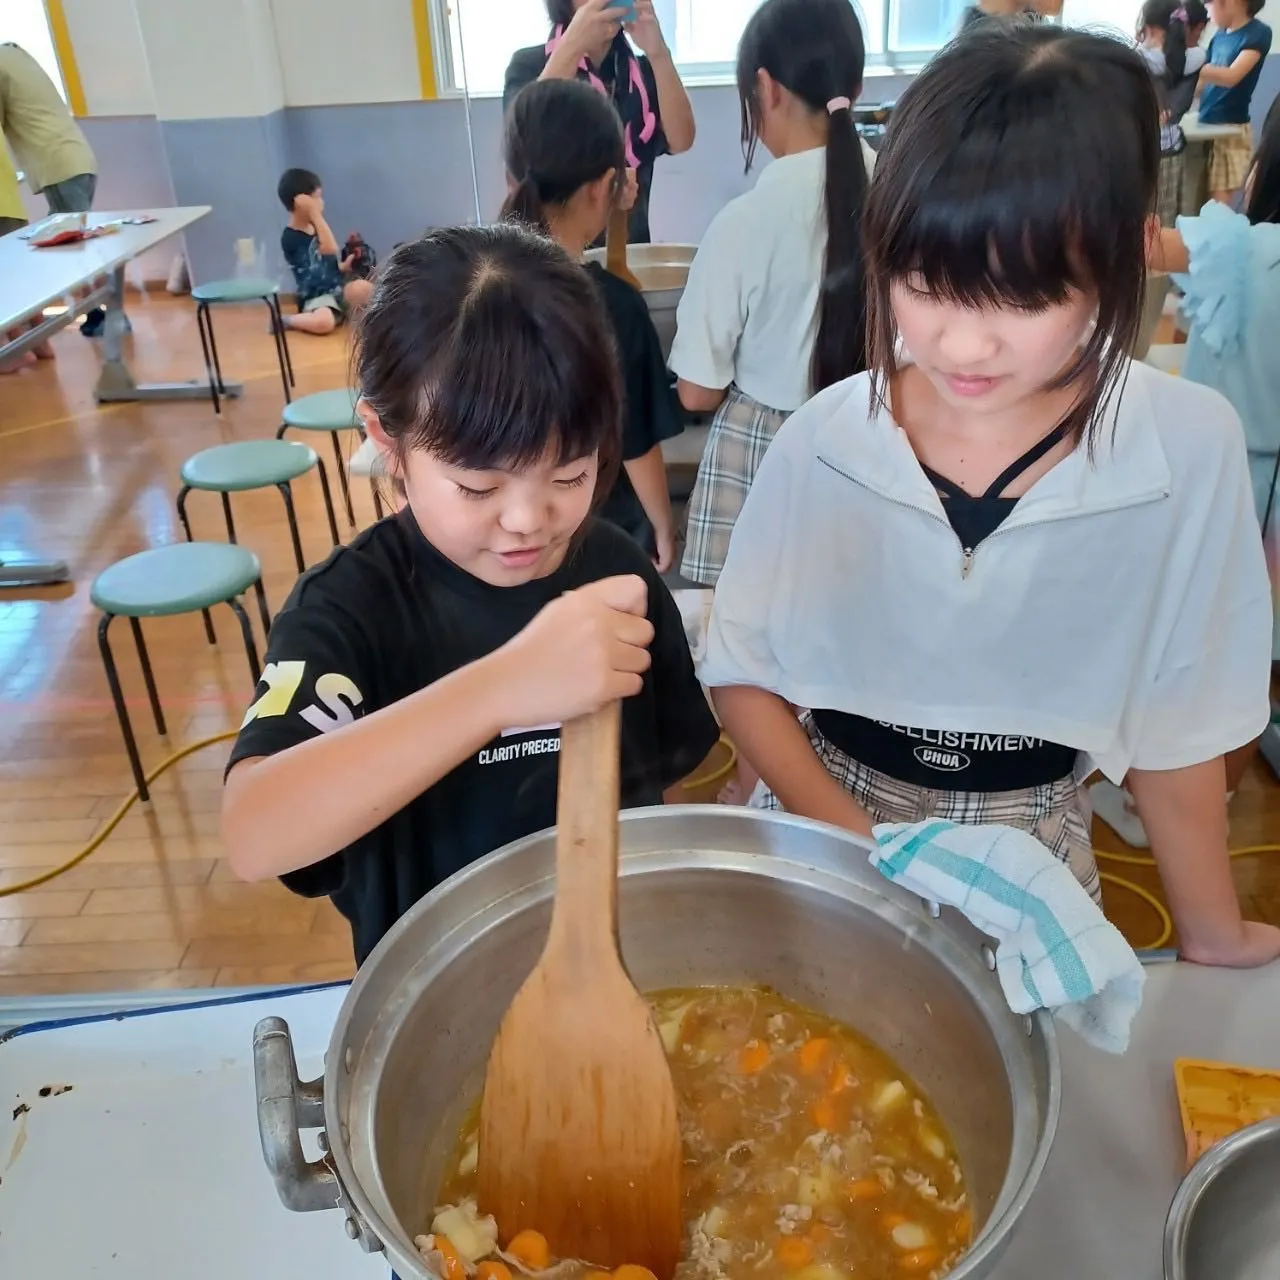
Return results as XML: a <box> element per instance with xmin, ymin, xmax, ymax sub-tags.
<box><xmin>670</xmin><ymin>0</ymin><xmax>875</xmax><ymax>591</ymax></box>
<box><xmin>502</xmin><ymin>77</ymin><xmax>683</xmax><ymax>571</ymax></box>
<box><xmin>1136</xmin><ymin>0</ymin><xmax>1209</xmax><ymax>224</ymax></box>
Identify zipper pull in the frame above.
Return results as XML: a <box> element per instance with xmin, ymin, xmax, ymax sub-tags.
<box><xmin>961</xmin><ymin>548</ymin><xmax>974</xmax><ymax>579</ymax></box>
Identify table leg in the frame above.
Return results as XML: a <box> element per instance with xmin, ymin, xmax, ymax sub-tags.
<box><xmin>94</xmin><ymin>266</ymin><xmax>245</xmax><ymax>404</ymax></box>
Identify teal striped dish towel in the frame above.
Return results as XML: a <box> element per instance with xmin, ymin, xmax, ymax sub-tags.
<box><xmin>871</xmin><ymin>819</ymin><xmax>1145</xmax><ymax>1054</ymax></box>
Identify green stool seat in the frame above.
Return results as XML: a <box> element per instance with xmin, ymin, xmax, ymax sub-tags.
<box><xmin>92</xmin><ymin>543</ymin><xmax>270</xmax><ymax>804</ymax></box>
<box><xmin>193</xmin><ymin>279</ymin><xmax>294</xmax><ymax>414</ymax></box>
<box><xmin>278</xmin><ymin>388</ymin><xmax>367</xmax><ymax>526</ymax></box>
<box><xmin>91</xmin><ymin>542</ymin><xmax>262</xmax><ymax>617</ymax></box>
<box><xmin>281</xmin><ymin>388</ymin><xmax>360</xmax><ymax>431</ymax></box>
<box><xmin>192</xmin><ymin>277</ymin><xmax>280</xmax><ymax>303</ymax></box>
<box><xmin>176</xmin><ymin>437</ymin><xmax>340</xmax><ymax>573</ymax></box>
<box><xmin>181</xmin><ymin>440</ymin><xmax>319</xmax><ymax>491</ymax></box>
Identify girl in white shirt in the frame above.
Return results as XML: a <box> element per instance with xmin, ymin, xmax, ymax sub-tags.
<box><xmin>670</xmin><ymin>0</ymin><xmax>876</xmax><ymax>589</ymax></box>
<box><xmin>702</xmin><ymin>23</ymin><xmax>1279</xmax><ymax>969</ymax></box>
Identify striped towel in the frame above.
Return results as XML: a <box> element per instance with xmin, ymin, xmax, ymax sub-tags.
<box><xmin>871</xmin><ymin>819</ymin><xmax>1145</xmax><ymax>1054</ymax></box>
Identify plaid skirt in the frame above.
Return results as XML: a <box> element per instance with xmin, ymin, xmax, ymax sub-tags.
<box><xmin>755</xmin><ymin>717</ymin><xmax>1102</xmax><ymax>904</ymax></box>
<box><xmin>1207</xmin><ymin>126</ymin><xmax>1254</xmax><ymax>196</ymax></box>
<box><xmin>1157</xmin><ymin>152</ymin><xmax>1185</xmax><ymax>228</ymax></box>
<box><xmin>681</xmin><ymin>386</ymin><xmax>790</xmax><ymax>587</ymax></box>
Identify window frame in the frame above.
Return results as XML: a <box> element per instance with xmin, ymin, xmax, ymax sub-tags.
<box><xmin>428</xmin><ymin>0</ymin><xmax>953</xmax><ymax>97</ymax></box>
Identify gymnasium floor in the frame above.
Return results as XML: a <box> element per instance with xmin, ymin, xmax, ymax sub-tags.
<box><xmin>0</xmin><ymin>290</ymin><xmax>1277</xmax><ymax>996</ymax></box>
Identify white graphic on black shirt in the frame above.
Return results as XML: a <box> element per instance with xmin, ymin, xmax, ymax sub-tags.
<box><xmin>240</xmin><ymin>661</ymin><xmax>363</xmax><ymax>734</ymax></box>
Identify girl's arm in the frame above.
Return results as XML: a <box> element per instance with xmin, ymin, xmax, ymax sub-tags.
<box><xmin>712</xmin><ymin>685</ymin><xmax>874</xmax><ymax>837</ymax></box>
<box><xmin>677</xmin><ymin>379</ymin><xmax>728</xmax><ymax>413</ymax></box>
<box><xmin>629</xmin><ymin>3</ymin><xmax>695</xmax><ymax>154</ymax></box>
<box><xmin>223</xmin><ymin>575</ymin><xmax>654</xmax><ymax>881</ymax></box>
<box><xmin>1128</xmin><ymin>759</ymin><xmax>1280</xmax><ymax>966</ymax></box>
<box><xmin>622</xmin><ymin>444</ymin><xmax>677</xmax><ymax>572</ymax></box>
<box><xmin>1199</xmin><ymin>50</ymin><xmax>1264</xmax><ymax>89</ymax></box>
<box><xmin>1148</xmin><ymin>225</ymin><xmax>1190</xmax><ymax>274</ymax></box>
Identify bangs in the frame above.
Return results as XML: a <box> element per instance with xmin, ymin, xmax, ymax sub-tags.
<box><xmin>871</xmin><ymin>76</ymin><xmax>1148</xmax><ymax>313</ymax></box>
<box><xmin>418</xmin><ymin>266</ymin><xmax>616</xmax><ymax>472</ymax></box>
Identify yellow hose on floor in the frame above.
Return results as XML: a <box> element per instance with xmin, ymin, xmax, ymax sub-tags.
<box><xmin>4</xmin><ymin>727</ymin><xmax>1278</xmax><ymax>957</ymax></box>
<box><xmin>0</xmin><ymin>731</ymin><xmax>238</xmax><ymax>897</ymax></box>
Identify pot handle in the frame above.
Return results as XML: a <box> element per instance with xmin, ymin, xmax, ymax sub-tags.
<box><xmin>253</xmin><ymin>1015</ymin><xmax>342</xmax><ymax>1214</ymax></box>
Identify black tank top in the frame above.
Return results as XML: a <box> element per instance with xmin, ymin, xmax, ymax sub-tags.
<box><xmin>815</xmin><ymin>421</ymin><xmax>1077</xmax><ymax>792</ymax></box>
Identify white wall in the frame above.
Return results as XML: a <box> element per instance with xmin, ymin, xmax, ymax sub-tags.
<box><xmin>269</xmin><ymin>0</ymin><xmax>421</xmax><ymax>106</ymax></box>
<box><xmin>62</xmin><ymin>0</ymin><xmax>156</xmax><ymax>116</ymax></box>
<box><xmin>133</xmin><ymin>0</ymin><xmax>284</xmax><ymax>119</ymax></box>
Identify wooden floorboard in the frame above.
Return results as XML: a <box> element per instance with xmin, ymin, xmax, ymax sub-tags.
<box><xmin>0</xmin><ymin>291</ymin><xmax>1277</xmax><ymax>997</ymax></box>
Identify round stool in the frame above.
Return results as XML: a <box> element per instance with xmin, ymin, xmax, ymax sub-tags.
<box><xmin>277</xmin><ymin>388</ymin><xmax>371</xmax><ymax>525</ymax></box>
<box><xmin>91</xmin><ymin>543</ymin><xmax>270</xmax><ymax>802</ymax></box>
<box><xmin>192</xmin><ymin>277</ymin><xmax>295</xmax><ymax>415</ymax></box>
<box><xmin>176</xmin><ymin>439</ymin><xmax>340</xmax><ymax>576</ymax></box>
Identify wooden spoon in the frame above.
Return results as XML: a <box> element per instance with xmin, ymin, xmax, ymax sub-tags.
<box><xmin>605</xmin><ymin>206</ymin><xmax>642</xmax><ymax>290</ymax></box>
<box><xmin>477</xmin><ymin>702</ymin><xmax>682</xmax><ymax>1277</ymax></box>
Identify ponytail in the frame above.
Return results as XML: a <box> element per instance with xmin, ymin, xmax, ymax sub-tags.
<box><xmin>1164</xmin><ymin>12</ymin><xmax>1189</xmax><ymax>83</ymax></box>
<box><xmin>500</xmin><ymin>174</ymin><xmax>550</xmax><ymax>233</ymax></box>
<box><xmin>814</xmin><ymin>105</ymin><xmax>869</xmax><ymax>391</ymax></box>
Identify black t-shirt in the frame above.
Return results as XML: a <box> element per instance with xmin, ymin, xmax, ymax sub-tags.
<box><xmin>227</xmin><ymin>512</ymin><xmax>718</xmax><ymax>965</ymax></box>
<box><xmin>588</xmin><ymin>262</ymin><xmax>683</xmax><ymax>554</ymax></box>
<box><xmin>280</xmin><ymin>227</ymin><xmax>341</xmax><ymax>307</ymax></box>
<box><xmin>504</xmin><ymin>36</ymin><xmax>669</xmax><ymax>244</ymax></box>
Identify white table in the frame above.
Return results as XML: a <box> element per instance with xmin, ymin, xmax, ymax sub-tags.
<box><xmin>0</xmin><ymin>206</ymin><xmax>216</xmax><ymax>405</ymax></box>
<box><xmin>0</xmin><ymin>962</ymin><xmax>1276</xmax><ymax>1278</ymax></box>
<box><xmin>0</xmin><ymin>207</ymin><xmax>217</xmax><ymax>586</ymax></box>
<box><xmin>1179</xmin><ymin>114</ymin><xmax>1246</xmax><ymax>217</ymax></box>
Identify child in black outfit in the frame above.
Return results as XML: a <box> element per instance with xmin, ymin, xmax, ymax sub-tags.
<box><xmin>276</xmin><ymin>167</ymin><xmax>374</xmax><ymax>335</ymax></box>
<box><xmin>222</xmin><ymin>224</ymin><xmax>718</xmax><ymax>965</ymax></box>
<box><xmin>503</xmin><ymin>77</ymin><xmax>683</xmax><ymax>571</ymax></box>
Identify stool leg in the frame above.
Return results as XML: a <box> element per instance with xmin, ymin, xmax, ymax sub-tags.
<box><xmin>314</xmin><ymin>458</ymin><xmax>341</xmax><ymax>546</ymax></box>
<box><xmin>129</xmin><ymin>617</ymin><xmax>166</xmax><ymax>736</ymax></box>
<box><xmin>176</xmin><ymin>486</ymin><xmax>217</xmax><ymax>645</ymax></box>
<box><xmin>276</xmin><ymin>423</ymin><xmax>289</xmax><ymax>441</ymax></box>
<box><xmin>264</xmin><ymin>297</ymin><xmax>292</xmax><ymax>404</ymax></box>
<box><xmin>195</xmin><ymin>303</ymin><xmax>220</xmax><ymax>415</ymax></box>
<box><xmin>332</xmin><ymin>431</ymin><xmax>355</xmax><ymax>527</ymax></box>
<box><xmin>371</xmin><ymin>482</ymin><xmax>386</xmax><ymax>521</ymax></box>
<box><xmin>220</xmin><ymin>491</ymin><xmax>239</xmax><ymax>544</ymax></box>
<box><xmin>99</xmin><ymin>614</ymin><xmax>149</xmax><ymax>802</ymax></box>
<box><xmin>205</xmin><ymin>305</ymin><xmax>227</xmax><ymax>396</ymax></box>
<box><xmin>228</xmin><ymin>596</ymin><xmax>262</xmax><ymax>685</ymax></box>
<box><xmin>271</xmin><ymin>296</ymin><xmax>295</xmax><ymax>389</ymax></box>
<box><xmin>253</xmin><ymin>577</ymin><xmax>272</xmax><ymax>638</ymax></box>
<box><xmin>278</xmin><ymin>482</ymin><xmax>306</xmax><ymax>574</ymax></box>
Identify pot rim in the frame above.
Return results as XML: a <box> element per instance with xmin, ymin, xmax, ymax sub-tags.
<box><xmin>325</xmin><ymin>806</ymin><xmax>1061</xmax><ymax>1278</ymax></box>
<box><xmin>1162</xmin><ymin>1114</ymin><xmax>1280</xmax><ymax>1279</ymax></box>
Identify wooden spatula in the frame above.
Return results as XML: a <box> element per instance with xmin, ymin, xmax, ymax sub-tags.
<box><xmin>605</xmin><ymin>206</ymin><xmax>642</xmax><ymax>290</ymax></box>
<box><xmin>477</xmin><ymin>702</ymin><xmax>682</xmax><ymax>1277</ymax></box>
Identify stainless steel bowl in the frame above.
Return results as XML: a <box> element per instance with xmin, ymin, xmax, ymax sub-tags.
<box><xmin>1164</xmin><ymin>1116</ymin><xmax>1280</xmax><ymax>1280</ymax></box>
<box><xmin>582</xmin><ymin>242</ymin><xmax>695</xmax><ymax>359</ymax></box>
<box><xmin>254</xmin><ymin>807</ymin><xmax>1059</xmax><ymax>1278</ymax></box>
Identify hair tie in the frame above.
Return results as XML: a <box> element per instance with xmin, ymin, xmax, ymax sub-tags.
<box><xmin>1171</xmin><ymin>6</ymin><xmax>1189</xmax><ymax>20</ymax></box>
<box><xmin>827</xmin><ymin>96</ymin><xmax>852</xmax><ymax>115</ymax></box>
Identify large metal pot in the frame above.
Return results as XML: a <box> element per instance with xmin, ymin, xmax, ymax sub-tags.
<box><xmin>1163</xmin><ymin>1116</ymin><xmax>1280</xmax><ymax>1279</ymax></box>
<box><xmin>582</xmin><ymin>242</ymin><xmax>695</xmax><ymax>360</ymax></box>
<box><xmin>254</xmin><ymin>808</ymin><xmax>1059</xmax><ymax>1278</ymax></box>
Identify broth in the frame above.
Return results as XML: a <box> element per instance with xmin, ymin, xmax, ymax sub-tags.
<box><xmin>426</xmin><ymin>986</ymin><xmax>971</xmax><ymax>1280</ymax></box>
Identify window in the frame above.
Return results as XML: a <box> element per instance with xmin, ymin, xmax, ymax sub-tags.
<box><xmin>0</xmin><ymin>1</ymin><xmax>67</xmax><ymax>101</ymax></box>
<box><xmin>436</xmin><ymin>0</ymin><xmax>980</xmax><ymax>96</ymax></box>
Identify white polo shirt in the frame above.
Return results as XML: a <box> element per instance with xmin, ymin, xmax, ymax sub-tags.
<box><xmin>669</xmin><ymin>140</ymin><xmax>877</xmax><ymax>413</ymax></box>
<box><xmin>700</xmin><ymin>360</ymin><xmax>1272</xmax><ymax>784</ymax></box>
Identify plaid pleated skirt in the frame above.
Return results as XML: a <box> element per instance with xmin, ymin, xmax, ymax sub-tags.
<box><xmin>680</xmin><ymin>386</ymin><xmax>791</xmax><ymax>587</ymax></box>
<box><xmin>1207</xmin><ymin>125</ymin><xmax>1254</xmax><ymax>196</ymax></box>
<box><xmin>755</xmin><ymin>716</ymin><xmax>1102</xmax><ymax>904</ymax></box>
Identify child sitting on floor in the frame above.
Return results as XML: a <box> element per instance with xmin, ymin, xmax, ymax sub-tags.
<box><xmin>276</xmin><ymin>167</ymin><xmax>374</xmax><ymax>335</ymax></box>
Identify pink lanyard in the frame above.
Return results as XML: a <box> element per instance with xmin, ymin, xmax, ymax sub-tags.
<box><xmin>544</xmin><ymin>28</ymin><xmax>656</xmax><ymax>170</ymax></box>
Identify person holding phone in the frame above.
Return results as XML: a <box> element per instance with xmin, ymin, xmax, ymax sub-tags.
<box><xmin>504</xmin><ymin>0</ymin><xmax>696</xmax><ymax>242</ymax></box>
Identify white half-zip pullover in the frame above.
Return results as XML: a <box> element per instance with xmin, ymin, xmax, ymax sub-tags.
<box><xmin>700</xmin><ymin>361</ymin><xmax>1272</xmax><ymax>783</ymax></box>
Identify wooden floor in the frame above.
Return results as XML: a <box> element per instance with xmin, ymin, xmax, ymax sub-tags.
<box><xmin>0</xmin><ymin>291</ymin><xmax>1277</xmax><ymax>999</ymax></box>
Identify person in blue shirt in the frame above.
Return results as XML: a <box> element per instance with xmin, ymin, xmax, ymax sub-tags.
<box><xmin>1198</xmin><ymin>0</ymin><xmax>1272</xmax><ymax>201</ymax></box>
<box><xmin>1094</xmin><ymin>97</ymin><xmax>1280</xmax><ymax>849</ymax></box>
